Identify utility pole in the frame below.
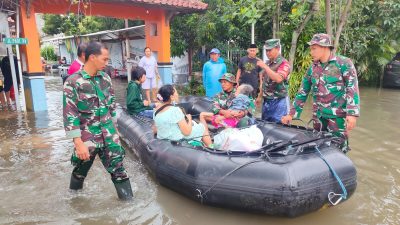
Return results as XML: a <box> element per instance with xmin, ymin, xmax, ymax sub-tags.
<box><xmin>251</xmin><ymin>22</ymin><xmax>255</xmax><ymax>44</ymax></box>
<box><xmin>125</xmin><ymin>19</ymin><xmax>132</xmax><ymax>82</ymax></box>
<box><xmin>16</xmin><ymin>4</ymin><xmax>26</xmax><ymax>111</ymax></box>
<box><xmin>4</xmin><ymin>14</ymin><xmax>21</xmax><ymax>111</ymax></box>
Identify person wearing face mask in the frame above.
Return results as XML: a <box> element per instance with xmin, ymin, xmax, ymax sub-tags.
<box><xmin>153</xmin><ymin>84</ymin><xmax>212</xmax><ymax>147</ymax></box>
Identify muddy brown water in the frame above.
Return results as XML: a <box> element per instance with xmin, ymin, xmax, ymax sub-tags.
<box><xmin>0</xmin><ymin>76</ymin><xmax>399</xmax><ymax>224</ymax></box>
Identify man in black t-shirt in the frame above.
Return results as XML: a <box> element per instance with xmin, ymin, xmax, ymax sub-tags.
<box><xmin>236</xmin><ymin>44</ymin><xmax>262</xmax><ymax>101</ymax></box>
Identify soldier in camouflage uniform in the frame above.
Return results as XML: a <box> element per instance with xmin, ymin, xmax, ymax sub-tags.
<box><xmin>204</xmin><ymin>73</ymin><xmax>255</xmax><ymax>126</ymax></box>
<box><xmin>211</xmin><ymin>73</ymin><xmax>237</xmax><ymax>116</ymax></box>
<box><xmin>281</xmin><ymin>34</ymin><xmax>360</xmax><ymax>153</ymax></box>
<box><xmin>257</xmin><ymin>39</ymin><xmax>291</xmax><ymax>122</ymax></box>
<box><xmin>63</xmin><ymin>41</ymin><xmax>133</xmax><ymax>200</ymax></box>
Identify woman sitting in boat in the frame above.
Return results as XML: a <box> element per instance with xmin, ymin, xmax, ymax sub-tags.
<box><xmin>126</xmin><ymin>66</ymin><xmax>157</xmax><ymax>119</ymax></box>
<box><xmin>153</xmin><ymin>84</ymin><xmax>213</xmax><ymax>147</ymax></box>
<box><xmin>200</xmin><ymin>84</ymin><xmax>254</xmax><ymax>128</ymax></box>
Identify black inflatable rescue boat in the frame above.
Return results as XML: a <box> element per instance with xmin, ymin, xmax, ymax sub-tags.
<box><xmin>117</xmin><ymin>96</ymin><xmax>357</xmax><ymax>217</ymax></box>
<box><xmin>383</xmin><ymin>58</ymin><xmax>400</xmax><ymax>88</ymax></box>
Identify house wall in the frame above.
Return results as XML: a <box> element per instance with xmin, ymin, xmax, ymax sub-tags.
<box><xmin>104</xmin><ymin>42</ymin><xmax>124</xmax><ymax>70</ymax></box>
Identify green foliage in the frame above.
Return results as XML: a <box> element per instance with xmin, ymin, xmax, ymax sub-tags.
<box><xmin>43</xmin><ymin>14</ymin><xmax>143</xmax><ymax>36</ymax></box>
<box><xmin>42</xmin><ymin>14</ymin><xmax>64</xmax><ymax>35</ymax></box>
<box><xmin>171</xmin><ymin>0</ymin><xmax>274</xmax><ymax>58</ymax></box>
<box><xmin>40</xmin><ymin>46</ymin><xmax>57</xmax><ymax>61</ymax></box>
<box><xmin>191</xmin><ymin>54</ymin><xmax>203</xmax><ymax>72</ymax></box>
<box><xmin>170</xmin><ymin>14</ymin><xmax>201</xmax><ymax>57</ymax></box>
<box><xmin>341</xmin><ymin>0</ymin><xmax>400</xmax><ymax>86</ymax></box>
<box><xmin>176</xmin><ymin>75</ymin><xmax>205</xmax><ymax>96</ymax></box>
<box><xmin>172</xmin><ymin>0</ymin><xmax>400</xmax><ymax>89</ymax></box>
<box><xmin>288</xmin><ymin>71</ymin><xmax>304</xmax><ymax>100</ymax></box>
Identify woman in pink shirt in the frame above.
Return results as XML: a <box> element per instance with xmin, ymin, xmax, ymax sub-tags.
<box><xmin>64</xmin><ymin>43</ymin><xmax>87</xmax><ymax>83</ymax></box>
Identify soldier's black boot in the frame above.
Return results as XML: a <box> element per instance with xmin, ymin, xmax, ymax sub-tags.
<box><xmin>69</xmin><ymin>174</ymin><xmax>84</xmax><ymax>190</ymax></box>
<box><xmin>114</xmin><ymin>179</ymin><xmax>133</xmax><ymax>200</ymax></box>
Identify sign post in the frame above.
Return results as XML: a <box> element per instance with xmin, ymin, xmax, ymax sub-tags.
<box><xmin>5</xmin><ymin>38</ymin><xmax>28</xmax><ymax>45</ymax></box>
<box><xmin>15</xmin><ymin>5</ymin><xmax>27</xmax><ymax>112</ymax></box>
<box><xmin>4</xmin><ymin>36</ymin><xmax>28</xmax><ymax>111</ymax></box>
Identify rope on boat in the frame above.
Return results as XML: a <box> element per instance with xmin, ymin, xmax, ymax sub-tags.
<box><xmin>196</xmin><ymin>158</ymin><xmax>265</xmax><ymax>203</ymax></box>
<box><xmin>315</xmin><ymin>146</ymin><xmax>348</xmax><ymax>205</ymax></box>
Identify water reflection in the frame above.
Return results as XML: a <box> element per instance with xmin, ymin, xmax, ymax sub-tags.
<box><xmin>0</xmin><ymin>76</ymin><xmax>399</xmax><ymax>224</ymax></box>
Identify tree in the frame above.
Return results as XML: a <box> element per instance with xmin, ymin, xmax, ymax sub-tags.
<box><xmin>42</xmin><ymin>14</ymin><xmax>143</xmax><ymax>36</ymax></box>
<box><xmin>170</xmin><ymin>0</ymin><xmax>400</xmax><ymax>90</ymax></box>
<box><xmin>40</xmin><ymin>46</ymin><xmax>57</xmax><ymax>61</ymax></box>
<box><xmin>42</xmin><ymin>14</ymin><xmax>65</xmax><ymax>35</ymax></box>
<box><xmin>325</xmin><ymin>0</ymin><xmax>332</xmax><ymax>36</ymax></box>
<box><xmin>341</xmin><ymin>0</ymin><xmax>400</xmax><ymax>85</ymax></box>
<box><xmin>170</xmin><ymin>14</ymin><xmax>202</xmax><ymax>77</ymax></box>
<box><xmin>333</xmin><ymin>0</ymin><xmax>352</xmax><ymax>51</ymax></box>
<box><xmin>288</xmin><ymin>0</ymin><xmax>320</xmax><ymax>70</ymax></box>
<box><xmin>170</xmin><ymin>0</ymin><xmax>276</xmax><ymax>76</ymax></box>
<box><xmin>273</xmin><ymin>0</ymin><xmax>282</xmax><ymax>38</ymax></box>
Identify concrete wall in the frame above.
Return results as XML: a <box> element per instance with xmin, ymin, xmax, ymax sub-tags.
<box><xmin>59</xmin><ymin>44</ymin><xmax>73</xmax><ymax>64</ymax></box>
<box><xmin>171</xmin><ymin>52</ymin><xmax>189</xmax><ymax>74</ymax></box>
<box><xmin>104</xmin><ymin>42</ymin><xmax>124</xmax><ymax>70</ymax></box>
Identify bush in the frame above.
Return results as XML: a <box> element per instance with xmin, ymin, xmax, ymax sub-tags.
<box><xmin>288</xmin><ymin>71</ymin><xmax>304</xmax><ymax>100</ymax></box>
<box><xmin>176</xmin><ymin>75</ymin><xmax>205</xmax><ymax>96</ymax></box>
<box><xmin>41</xmin><ymin>46</ymin><xmax>57</xmax><ymax>61</ymax></box>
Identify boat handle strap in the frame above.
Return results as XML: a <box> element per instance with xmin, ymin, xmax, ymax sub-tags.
<box><xmin>315</xmin><ymin>146</ymin><xmax>348</xmax><ymax>206</ymax></box>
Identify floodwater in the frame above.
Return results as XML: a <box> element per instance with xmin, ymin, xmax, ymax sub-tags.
<box><xmin>0</xmin><ymin>76</ymin><xmax>399</xmax><ymax>225</ymax></box>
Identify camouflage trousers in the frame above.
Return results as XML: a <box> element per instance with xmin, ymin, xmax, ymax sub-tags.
<box><xmin>313</xmin><ymin>116</ymin><xmax>350</xmax><ymax>153</ymax></box>
<box><xmin>71</xmin><ymin>141</ymin><xmax>128</xmax><ymax>183</ymax></box>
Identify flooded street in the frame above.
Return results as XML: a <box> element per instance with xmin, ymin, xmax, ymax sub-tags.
<box><xmin>0</xmin><ymin>76</ymin><xmax>399</xmax><ymax>224</ymax></box>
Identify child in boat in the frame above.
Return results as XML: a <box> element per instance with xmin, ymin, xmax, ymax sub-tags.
<box><xmin>200</xmin><ymin>84</ymin><xmax>253</xmax><ymax>128</ymax></box>
<box><xmin>126</xmin><ymin>66</ymin><xmax>157</xmax><ymax>118</ymax></box>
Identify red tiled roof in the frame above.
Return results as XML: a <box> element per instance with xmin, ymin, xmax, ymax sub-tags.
<box><xmin>126</xmin><ymin>0</ymin><xmax>208</xmax><ymax>10</ymax></box>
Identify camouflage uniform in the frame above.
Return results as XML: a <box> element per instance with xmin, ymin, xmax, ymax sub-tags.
<box><xmin>63</xmin><ymin>70</ymin><xmax>128</xmax><ymax>183</ymax></box>
<box><xmin>262</xmin><ymin>39</ymin><xmax>291</xmax><ymax>122</ymax></box>
<box><xmin>211</xmin><ymin>88</ymin><xmax>237</xmax><ymax>114</ymax></box>
<box><xmin>289</xmin><ymin>34</ymin><xmax>360</xmax><ymax>152</ymax></box>
<box><xmin>212</xmin><ymin>73</ymin><xmax>256</xmax><ymax>123</ymax></box>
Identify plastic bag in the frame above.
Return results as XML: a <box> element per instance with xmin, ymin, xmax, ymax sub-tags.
<box><xmin>214</xmin><ymin>125</ymin><xmax>263</xmax><ymax>151</ymax></box>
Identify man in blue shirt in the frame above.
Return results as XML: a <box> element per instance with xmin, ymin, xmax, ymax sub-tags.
<box><xmin>202</xmin><ymin>48</ymin><xmax>227</xmax><ymax>98</ymax></box>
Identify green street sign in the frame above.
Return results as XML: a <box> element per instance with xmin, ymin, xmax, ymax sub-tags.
<box><xmin>5</xmin><ymin>38</ymin><xmax>28</xmax><ymax>45</ymax></box>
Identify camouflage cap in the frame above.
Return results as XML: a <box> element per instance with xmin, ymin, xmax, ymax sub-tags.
<box><xmin>264</xmin><ymin>39</ymin><xmax>280</xmax><ymax>50</ymax></box>
<box><xmin>218</xmin><ymin>73</ymin><xmax>237</xmax><ymax>84</ymax></box>
<box><xmin>307</xmin><ymin>33</ymin><xmax>333</xmax><ymax>47</ymax></box>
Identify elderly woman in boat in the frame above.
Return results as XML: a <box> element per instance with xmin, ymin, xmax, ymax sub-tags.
<box><xmin>201</xmin><ymin>73</ymin><xmax>255</xmax><ymax>128</ymax></box>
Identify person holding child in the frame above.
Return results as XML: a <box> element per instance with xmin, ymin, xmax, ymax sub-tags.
<box><xmin>126</xmin><ymin>66</ymin><xmax>157</xmax><ymax>118</ymax></box>
<box><xmin>203</xmin><ymin>73</ymin><xmax>255</xmax><ymax>127</ymax></box>
<box><xmin>200</xmin><ymin>84</ymin><xmax>253</xmax><ymax>128</ymax></box>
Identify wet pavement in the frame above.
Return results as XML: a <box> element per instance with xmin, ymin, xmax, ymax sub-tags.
<box><xmin>0</xmin><ymin>75</ymin><xmax>399</xmax><ymax>224</ymax></box>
